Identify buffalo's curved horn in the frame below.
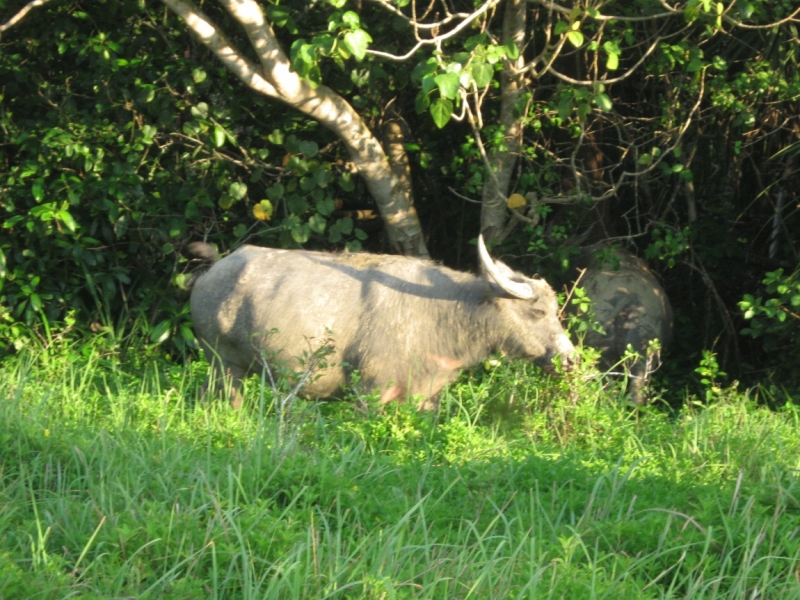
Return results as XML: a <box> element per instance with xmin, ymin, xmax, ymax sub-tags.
<box><xmin>477</xmin><ymin>234</ymin><xmax>535</xmax><ymax>300</ymax></box>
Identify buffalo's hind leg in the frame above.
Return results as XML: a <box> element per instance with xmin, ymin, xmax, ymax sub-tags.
<box><xmin>202</xmin><ymin>363</ymin><xmax>247</xmax><ymax>409</ymax></box>
<box><xmin>199</xmin><ymin>341</ymin><xmax>248</xmax><ymax>409</ymax></box>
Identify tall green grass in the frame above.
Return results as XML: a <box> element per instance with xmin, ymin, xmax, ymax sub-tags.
<box><xmin>1</xmin><ymin>339</ymin><xmax>800</xmax><ymax>598</ymax></box>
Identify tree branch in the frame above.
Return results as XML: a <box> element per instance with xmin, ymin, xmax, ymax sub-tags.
<box><xmin>0</xmin><ymin>0</ymin><xmax>57</xmax><ymax>33</ymax></box>
<box><xmin>540</xmin><ymin>35</ymin><xmax>669</xmax><ymax>85</ymax></box>
<box><xmin>367</xmin><ymin>0</ymin><xmax>501</xmax><ymax>61</ymax></box>
<box><xmin>161</xmin><ymin>0</ymin><xmax>429</xmax><ymax>256</ymax></box>
<box><xmin>160</xmin><ymin>0</ymin><xmax>280</xmax><ymax>97</ymax></box>
<box><xmin>532</xmin><ymin>0</ymin><xmax>676</xmax><ymax>22</ymax></box>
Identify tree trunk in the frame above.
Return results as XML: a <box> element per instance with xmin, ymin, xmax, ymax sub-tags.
<box><xmin>161</xmin><ymin>0</ymin><xmax>429</xmax><ymax>257</ymax></box>
<box><xmin>479</xmin><ymin>0</ymin><xmax>527</xmax><ymax>244</ymax></box>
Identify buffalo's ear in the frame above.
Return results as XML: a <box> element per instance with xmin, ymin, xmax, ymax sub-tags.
<box><xmin>185</xmin><ymin>242</ymin><xmax>219</xmax><ymax>263</ymax></box>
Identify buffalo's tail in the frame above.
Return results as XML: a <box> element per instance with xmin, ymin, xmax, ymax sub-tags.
<box><xmin>183</xmin><ymin>242</ymin><xmax>219</xmax><ymax>289</ymax></box>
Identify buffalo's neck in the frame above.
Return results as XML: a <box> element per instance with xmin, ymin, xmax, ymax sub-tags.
<box><xmin>434</xmin><ymin>285</ymin><xmax>509</xmax><ymax>369</ymax></box>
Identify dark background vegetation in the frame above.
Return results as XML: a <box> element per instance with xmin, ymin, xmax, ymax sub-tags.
<box><xmin>0</xmin><ymin>0</ymin><xmax>798</xmax><ymax>402</ymax></box>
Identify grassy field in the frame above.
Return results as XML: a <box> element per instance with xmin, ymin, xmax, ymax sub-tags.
<box><xmin>1</xmin><ymin>339</ymin><xmax>800</xmax><ymax>599</ymax></box>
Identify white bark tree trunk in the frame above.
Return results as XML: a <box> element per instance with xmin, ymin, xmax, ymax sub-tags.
<box><xmin>479</xmin><ymin>0</ymin><xmax>527</xmax><ymax>245</ymax></box>
<box><xmin>161</xmin><ymin>0</ymin><xmax>429</xmax><ymax>257</ymax></box>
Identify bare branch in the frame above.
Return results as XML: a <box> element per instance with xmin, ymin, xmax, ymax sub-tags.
<box><xmin>161</xmin><ymin>0</ymin><xmax>429</xmax><ymax>256</ymax></box>
<box><xmin>540</xmin><ymin>35</ymin><xmax>670</xmax><ymax>85</ymax></box>
<box><xmin>0</xmin><ymin>0</ymin><xmax>57</xmax><ymax>33</ymax></box>
<box><xmin>722</xmin><ymin>5</ymin><xmax>800</xmax><ymax>29</ymax></box>
<box><xmin>160</xmin><ymin>0</ymin><xmax>279</xmax><ymax>97</ymax></box>
<box><xmin>532</xmin><ymin>0</ymin><xmax>675</xmax><ymax>22</ymax></box>
<box><xmin>597</xmin><ymin>67</ymin><xmax>708</xmax><ymax>204</ymax></box>
<box><xmin>657</xmin><ymin>0</ymin><xmax>800</xmax><ymax>29</ymax></box>
<box><xmin>367</xmin><ymin>0</ymin><xmax>482</xmax><ymax>30</ymax></box>
<box><xmin>366</xmin><ymin>0</ymin><xmax>502</xmax><ymax>61</ymax></box>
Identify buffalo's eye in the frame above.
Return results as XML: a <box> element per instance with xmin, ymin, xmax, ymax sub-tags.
<box><xmin>529</xmin><ymin>308</ymin><xmax>546</xmax><ymax>319</ymax></box>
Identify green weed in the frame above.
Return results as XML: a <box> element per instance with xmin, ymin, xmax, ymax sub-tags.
<box><xmin>1</xmin><ymin>339</ymin><xmax>800</xmax><ymax>598</ymax></box>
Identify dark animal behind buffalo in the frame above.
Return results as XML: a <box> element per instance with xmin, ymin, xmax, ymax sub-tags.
<box><xmin>570</xmin><ymin>243</ymin><xmax>673</xmax><ymax>405</ymax></box>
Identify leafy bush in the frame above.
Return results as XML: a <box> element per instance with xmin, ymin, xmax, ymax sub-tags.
<box><xmin>739</xmin><ymin>267</ymin><xmax>800</xmax><ymax>392</ymax></box>
<box><xmin>0</xmin><ymin>2</ymin><xmax>368</xmax><ymax>355</ymax></box>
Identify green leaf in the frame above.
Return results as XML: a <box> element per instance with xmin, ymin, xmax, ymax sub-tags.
<box><xmin>638</xmin><ymin>153</ymin><xmax>652</xmax><ymax>165</ymax></box>
<box><xmin>421</xmin><ymin>73</ymin><xmax>438</xmax><ymax>95</ymax></box>
<box><xmin>567</xmin><ymin>30</ymin><xmax>584</xmax><ymax>48</ymax></box>
<box><xmin>30</xmin><ymin>293</ymin><xmax>42</xmax><ymax>312</ymax></box>
<box><xmin>0</xmin><ymin>248</ymin><xmax>6</xmax><ymax>279</ymax></box>
<box><xmin>150</xmin><ymin>320</ymin><xmax>172</xmax><ymax>344</ymax></box>
<box><xmin>554</xmin><ymin>21</ymin><xmax>569</xmax><ymax>35</ymax></box>
<box><xmin>338</xmin><ymin>217</ymin><xmax>353</xmax><ymax>234</ymax></box>
<box><xmin>268</xmin><ymin>129</ymin><xmax>284</xmax><ymax>145</ymax></box>
<box><xmin>316</xmin><ymin>197</ymin><xmax>335</xmax><ymax>216</ymax></box>
<box><xmin>57</xmin><ymin>210</ymin><xmax>78</xmax><ymax>233</ymax></box>
<box><xmin>291</xmin><ymin>223</ymin><xmax>311</xmax><ymax>244</ymax></box>
<box><xmin>299</xmin><ymin>140</ymin><xmax>319</xmax><ymax>157</ymax></box>
<box><xmin>557</xmin><ymin>96</ymin><xmax>573</xmax><ymax>120</ymax></box>
<box><xmin>141</xmin><ymin>124</ymin><xmax>157</xmax><ymax>144</ymax></box>
<box><xmin>288</xmin><ymin>194</ymin><xmax>309</xmax><ymax>215</ymax></box>
<box><xmin>434</xmin><ymin>72</ymin><xmax>460</xmax><ymax>99</ymax></box>
<box><xmin>602</xmin><ymin>40</ymin><xmax>621</xmax><ymax>55</ymax></box>
<box><xmin>594</xmin><ymin>93</ymin><xmax>613</xmax><ymax>111</ymax></box>
<box><xmin>192</xmin><ymin>68</ymin><xmax>207</xmax><ymax>83</ymax></box>
<box><xmin>504</xmin><ymin>39</ymin><xmax>519</xmax><ymax>60</ymax></box>
<box><xmin>301</xmin><ymin>176</ymin><xmax>317</xmax><ymax>192</ymax></box>
<box><xmin>606</xmin><ymin>52</ymin><xmax>619</xmax><ymax>70</ymax></box>
<box><xmin>343</xmin><ymin>29</ymin><xmax>372</xmax><ymax>61</ymax></box>
<box><xmin>313</xmin><ymin>168</ymin><xmax>332</xmax><ymax>187</ymax></box>
<box><xmin>180</xmin><ymin>324</ymin><xmax>197</xmax><ymax>348</ymax></box>
<box><xmin>414</xmin><ymin>91</ymin><xmax>430</xmax><ymax>114</ymax></box>
<box><xmin>233</xmin><ymin>223</ymin><xmax>247</xmax><ymax>238</ymax></box>
<box><xmin>191</xmin><ymin>102</ymin><xmax>209</xmax><ymax>119</ymax></box>
<box><xmin>267</xmin><ymin>183</ymin><xmax>285</xmax><ymax>201</ymax></box>
<box><xmin>213</xmin><ymin>126</ymin><xmax>226</xmax><ymax>147</ymax></box>
<box><xmin>339</xmin><ymin>172</ymin><xmax>355</xmax><ymax>192</ymax></box>
<box><xmin>32</xmin><ymin>178</ymin><xmax>45</xmax><ymax>202</ymax></box>
<box><xmin>342</xmin><ymin>11</ymin><xmax>360</xmax><ymax>29</ymax></box>
<box><xmin>464</xmin><ymin>33</ymin><xmax>488</xmax><ymax>51</ymax></box>
<box><xmin>229</xmin><ymin>182</ymin><xmax>248</xmax><ymax>200</ymax></box>
<box><xmin>430</xmin><ymin>98</ymin><xmax>453</xmax><ymax>129</ymax></box>
<box><xmin>309</xmin><ymin>213</ymin><xmax>327</xmax><ymax>234</ymax></box>
<box><xmin>687</xmin><ymin>57</ymin><xmax>705</xmax><ymax>72</ymax></box>
<box><xmin>471</xmin><ymin>63</ymin><xmax>494</xmax><ymax>88</ymax></box>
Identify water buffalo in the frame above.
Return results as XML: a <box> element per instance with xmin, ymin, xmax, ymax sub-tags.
<box><xmin>571</xmin><ymin>243</ymin><xmax>673</xmax><ymax>404</ymax></box>
<box><xmin>187</xmin><ymin>236</ymin><xmax>576</xmax><ymax>409</ymax></box>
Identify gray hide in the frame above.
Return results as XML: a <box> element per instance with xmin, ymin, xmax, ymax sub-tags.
<box><xmin>572</xmin><ymin>243</ymin><xmax>673</xmax><ymax>404</ymax></box>
<box><xmin>187</xmin><ymin>236</ymin><xmax>576</xmax><ymax>409</ymax></box>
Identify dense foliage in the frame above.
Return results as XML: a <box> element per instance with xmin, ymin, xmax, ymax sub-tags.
<box><xmin>0</xmin><ymin>0</ymin><xmax>369</xmax><ymax>351</ymax></box>
<box><xmin>0</xmin><ymin>0</ymin><xmax>798</xmax><ymax>395</ymax></box>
